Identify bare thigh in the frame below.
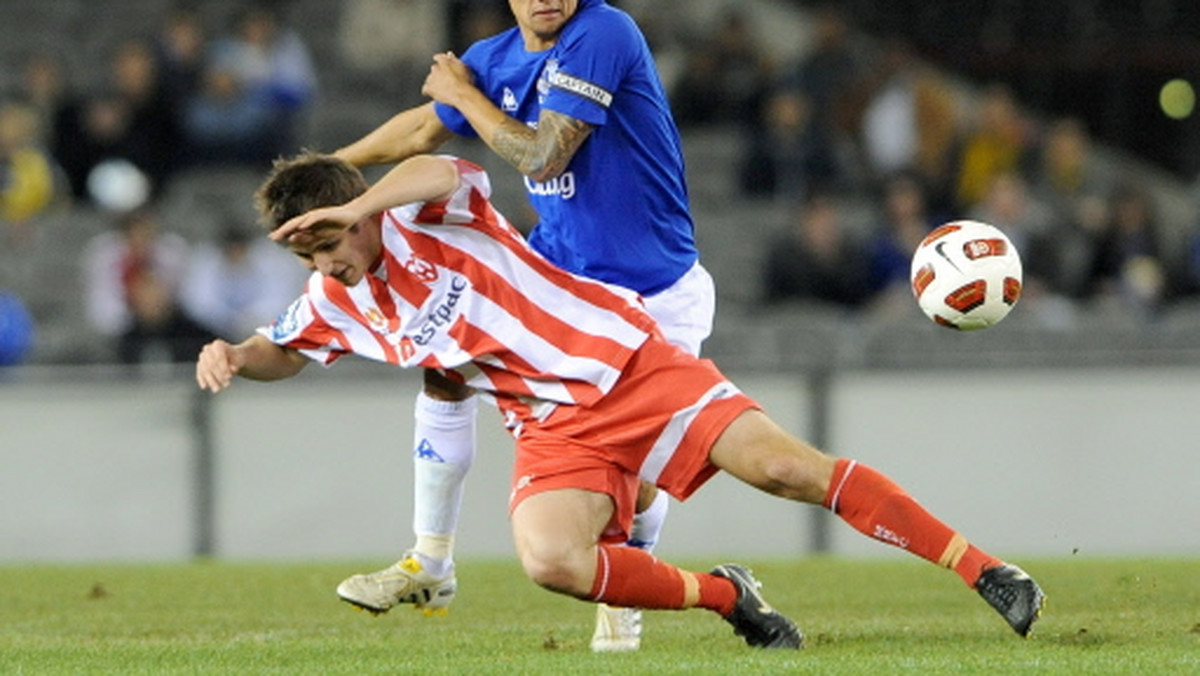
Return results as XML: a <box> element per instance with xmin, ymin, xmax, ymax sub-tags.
<box><xmin>707</xmin><ymin>409</ymin><xmax>836</xmax><ymax>504</ymax></box>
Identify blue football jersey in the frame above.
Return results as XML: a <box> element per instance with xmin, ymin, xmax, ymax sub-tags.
<box><xmin>434</xmin><ymin>0</ymin><xmax>696</xmax><ymax>295</ymax></box>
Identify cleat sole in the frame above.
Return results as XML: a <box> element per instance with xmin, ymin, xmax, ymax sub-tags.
<box><xmin>1022</xmin><ymin>598</ymin><xmax>1046</xmax><ymax>639</ymax></box>
<box><xmin>339</xmin><ymin>596</ymin><xmax>389</xmax><ymax>616</ymax></box>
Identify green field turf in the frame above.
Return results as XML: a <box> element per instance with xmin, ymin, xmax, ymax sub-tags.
<box><xmin>1</xmin><ymin>557</ymin><xmax>1196</xmax><ymax>674</ymax></box>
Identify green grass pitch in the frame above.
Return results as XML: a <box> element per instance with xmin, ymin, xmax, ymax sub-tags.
<box><xmin>2</xmin><ymin>557</ymin><xmax>1197</xmax><ymax>674</ymax></box>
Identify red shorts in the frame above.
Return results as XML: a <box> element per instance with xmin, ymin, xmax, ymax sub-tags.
<box><xmin>507</xmin><ymin>337</ymin><xmax>758</xmax><ymax>543</ymax></box>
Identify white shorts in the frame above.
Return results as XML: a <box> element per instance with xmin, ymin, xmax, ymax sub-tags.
<box><xmin>642</xmin><ymin>261</ymin><xmax>715</xmax><ymax>357</ymax></box>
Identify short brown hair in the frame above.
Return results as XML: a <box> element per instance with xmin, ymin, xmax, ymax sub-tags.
<box><xmin>253</xmin><ymin>152</ymin><xmax>370</xmax><ymax>232</ymax></box>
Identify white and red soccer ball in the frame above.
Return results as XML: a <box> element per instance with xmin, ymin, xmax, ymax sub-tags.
<box><xmin>910</xmin><ymin>220</ymin><xmax>1023</xmax><ymax>330</ymax></box>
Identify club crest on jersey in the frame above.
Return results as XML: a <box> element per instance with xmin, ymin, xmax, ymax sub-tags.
<box><xmin>404</xmin><ymin>255</ymin><xmax>439</xmax><ymax>283</ymax></box>
<box><xmin>501</xmin><ymin>87</ymin><xmax>518</xmax><ymax>112</ymax></box>
<box><xmin>537</xmin><ymin>59</ymin><xmax>558</xmax><ymax>101</ymax></box>
<box><xmin>364</xmin><ymin>307</ymin><xmax>388</xmax><ymax>333</ymax></box>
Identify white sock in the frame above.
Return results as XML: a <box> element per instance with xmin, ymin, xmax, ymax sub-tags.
<box><xmin>411</xmin><ymin>391</ymin><xmax>477</xmax><ymax>568</ymax></box>
<box><xmin>411</xmin><ymin>534</ymin><xmax>455</xmax><ymax>577</ymax></box>
<box><xmin>627</xmin><ymin>489</ymin><xmax>669</xmax><ymax>552</ymax></box>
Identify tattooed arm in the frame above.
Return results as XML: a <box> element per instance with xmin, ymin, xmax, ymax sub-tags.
<box><xmin>422</xmin><ymin>51</ymin><xmax>593</xmax><ymax>183</ymax></box>
<box><xmin>490</xmin><ymin>109</ymin><xmax>592</xmax><ymax>182</ymax></box>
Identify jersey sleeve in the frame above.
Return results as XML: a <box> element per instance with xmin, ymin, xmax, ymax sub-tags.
<box><xmin>434</xmin><ymin>101</ymin><xmax>475</xmax><ymax>138</ymax></box>
<box><xmin>412</xmin><ymin>156</ymin><xmax>494</xmax><ymax>225</ymax></box>
<box><xmin>449</xmin><ymin>156</ymin><xmax>491</xmax><ymax>199</ymax></box>
<box><xmin>433</xmin><ymin>43</ymin><xmax>487</xmax><ymax>138</ymax></box>
<box><xmin>257</xmin><ymin>279</ymin><xmax>349</xmax><ymax>366</ymax></box>
<box><xmin>541</xmin><ymin>10</ymin><xmax>638</xmax><ymax>127</ymax></box>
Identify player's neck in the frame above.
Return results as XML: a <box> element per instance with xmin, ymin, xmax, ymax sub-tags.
<box><xmin>521</xmin><ymin>31</ymin><xmax>559</xmax><ymax>52</ymax></box>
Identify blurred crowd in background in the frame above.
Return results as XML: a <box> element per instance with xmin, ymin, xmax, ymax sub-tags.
<box><xmin>2</xmin><ymin>0</ymin><xmax>1200</xmax><ymax>369</ymax></box>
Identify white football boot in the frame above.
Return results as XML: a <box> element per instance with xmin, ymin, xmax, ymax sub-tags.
<box><xmin>590</xmin><ymin>604</ymin><xmax>643</xmax><ymax>652</ymax></box>
<box><xmin>336</xmin><ymin>551</ymin><xmax>456</xmax><ymax>616</ymax></box>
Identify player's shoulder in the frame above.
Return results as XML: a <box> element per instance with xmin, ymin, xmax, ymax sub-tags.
<box><xmin>563</xmin><ymin>1</ymin><xmax>641</xmax><ymax>46</ymax></box>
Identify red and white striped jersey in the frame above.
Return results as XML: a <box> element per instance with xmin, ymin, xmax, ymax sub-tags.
<box><xmin>260</xmin><ymin>157</ymin><xmax>658</xmax><ymax>411</ymax></box>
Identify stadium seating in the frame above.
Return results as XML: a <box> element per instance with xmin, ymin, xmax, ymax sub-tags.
<box><xmin>4</xmin><ymin>0</ymin><xmax>1200</xmax><ymax>371</ymax></box>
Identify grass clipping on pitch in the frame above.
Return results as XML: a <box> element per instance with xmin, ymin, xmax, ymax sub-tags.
<box><xmin>1</xmin><ymin>557</ymin><xmax>1197</xmax><ymax>674</ymax></box>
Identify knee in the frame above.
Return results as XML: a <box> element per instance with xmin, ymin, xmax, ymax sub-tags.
<box><xmin>714</xmin><ymin>410</ymin><xmax>835</xmax><ymax>503</ymax></box>
<box><xmin>757</xmin><ymin>446</ymin><xmax>835</xmax><ymax>504</ymax></box>
<box><xmin>517</xmin><ymin>543</ymin><xmax>591</xmax><ymax>597</ymax></box>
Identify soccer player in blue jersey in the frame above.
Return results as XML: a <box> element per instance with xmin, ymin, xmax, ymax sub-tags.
<box><xmin>329</xmin><ymin>0</ymin><xmax>711</xmax><ymax>651</ymax></box>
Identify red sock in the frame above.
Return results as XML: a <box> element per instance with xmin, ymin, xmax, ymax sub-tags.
<box><xmin>824</xmin><ymin>458</ymin><xmax>1001</xmax><ymax>587</ymax></box>
<box><xmin>589</xmin><ymin>545</ymin><xmax>686</xmax><ymax>609</ymax></box>
<box><xmin>695</xmin><ymin>572</ymin><xmax>738</xmax><ymax>616</ymax></box>
<box><xmin>588</xmin><ymin>545</ymin><xmax>737</xmax><ymax>615</ymax></box>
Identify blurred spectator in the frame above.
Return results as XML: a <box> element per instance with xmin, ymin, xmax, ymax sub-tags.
<box><xmin>0</xmin><ymin>290</ymin><xmax>35</xmax><ymax>366</ymax></box>
<box><xmin>83</xmin><ymin>208</ymin><xmax>210</xmax><ymax>365</ymax></box>
<box><xmin>671</xmin><ymin>8</ymin><xmax>774</xmax><ymax>127</ymax></box>
<box><xmin>446</xmin><ymin>0</ymin><xmax>512</xmax><ymax>55</ymax></box>
<box><xmin>0</xmin><ymin>102</ymin><xmax>58</xmax><ymax>244</ymax></box>
<box><xmin>1026</xmin><ymin>117</ymin><xmax>1112</xmax><ymax>300</ymax></box>
<box><xmin>968</xmin><ymin>171</ymin><xmax>1057</xmax><ymax>296</ymax></box>
<box><xmin>1183</xmin><ymin>217</ymin><xmax>1200</xmax><ymax>300</ymax></box>
<box><xmin>18</xmin><ymin>53</ymin><xmax>66</xmax><ymax>147</ymax></box>
<box><xmin>182</xmin><ymin>64</ymin><xmax>282</xmax><ymax>165</ymax></box>
<box><xmin>180</xmin><ymin>222</ymin><xmax>308</xmax><ymax>340</ymax></box>
<box><xmin>339</xmin><ymin>0</ymin><xmax>445</xmax><ymax>74</ymax></box>
<box><xmin>953</xmin><ymin>83</ymin><xmax>1033</xmax><ymax>211</ymax></box>
<box><xmin>1048</xmin><ymin>192</ymin><xmax>1111</xmax><ymax>301</ymax></box>
<box><xmin>51</xmin><ymin>93</ymin><xmax>125</xmax><ymax>203</ymax></box>
<box><xmin>864</xmin><ymin>171</ymin><xmax>938</xmax><ymax>298</ymax></box>
<box><xmin>742</xmin><ymin>4</ymin><xmax>864</xmax><ymax>198</ymax></box>
<box><xmin>51</xmin><ymin>38</ymin><xmax>183</xmax><ymax>206</ymax></box>
<box><xmin>738</xmin><ymin>87</ymin><xmax>811</xmax><ymax>199</ymax></box>
<box><xmin>1082</xmin><ymin>182</ymin><xmax>1173</xmax><ymax>319</ymax></box>
<box><xmin>858</xmin><ymin>38</ymin><xmax>958</xmax><ymax>214</ymax></box>
<box><xmin>105</xmin><ymin>38</ymin><xmax>185</xmax><ymax>189</ymax></box>
<box><xmin>761</xmin><ymin>191</ymin><xmax>872</xmax><ymax>308</ymax></box>
<box><xmin>205</xmin><ymin>3</ymin><xmax>318</xmax><ymax>158</ymax></box>
<box><xmin>1029</xmin><ymin>117</ymin><xmax>1107</xmax><ymax>228</ymax></box>
<box><xmin>152</xmin><ymin>3</ymin><xmax>209</xmax><ymax>105</ymax></box>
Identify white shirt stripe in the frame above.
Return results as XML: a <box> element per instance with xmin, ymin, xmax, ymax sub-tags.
<box><xmin>261</xmin><ymin>157</ymin><xmax>654</xmax><ymax>406</ymax></box>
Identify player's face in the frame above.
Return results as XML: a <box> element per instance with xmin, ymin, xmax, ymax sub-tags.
<box><xmin>509</xmin><ymin>0</ymin><xmax>579</xmax><ymax>46</ymax></box>
<box><xmin>286</xmin><ymin>219</ymin><xmax>381</xmax><ymax>286</ymax></box>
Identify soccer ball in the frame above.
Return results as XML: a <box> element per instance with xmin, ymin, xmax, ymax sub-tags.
<box><xmin>910</xmin><ymin>220</ymin><xmax>1022</xmax><ymax>330</ymax></box>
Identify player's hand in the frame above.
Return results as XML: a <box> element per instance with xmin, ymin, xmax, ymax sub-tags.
<box><xmin>422</xmin><ymin>51</ymin><xmax>474</xmax><ymax>107</ymax></box>
<box><xmin>196</xmin><ymin>339</ymin><xmax>244</xmax><ymax>393</ymax></box>
<box><xmin>268</xmin><ymin>205</ymin><xmax>359</xmax><ymax>243</ymax></box>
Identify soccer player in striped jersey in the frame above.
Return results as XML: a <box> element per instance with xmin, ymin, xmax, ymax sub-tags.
<box><xmin>332</xmin><ymin>0</ymin><xmax>707</xmax><ymax>649</ymax></box>
<box><xmin>195</xmin><ymin>154</ymin><xmax>1045</xmax><ymax>647</ymax></box>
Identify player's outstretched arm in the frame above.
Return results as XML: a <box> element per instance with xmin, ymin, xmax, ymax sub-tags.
<box><xmin>333</xmin><ymin>102</ymin><xmax>455</xmax><ymax>168</ymax></box>
<box><xmin>196</xmin><ymin>335</ymin><xmax>309</xmax><ymax>393</ymax></box>
<box><xmin>422</xmin><ymin>52</ymin><xmax>592</xmax><ymax>182</ymax></box>
<box><xmin>270</xmin><ymin>155</ymin><xmax>460</xmax><ymax>243</ymax></box>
